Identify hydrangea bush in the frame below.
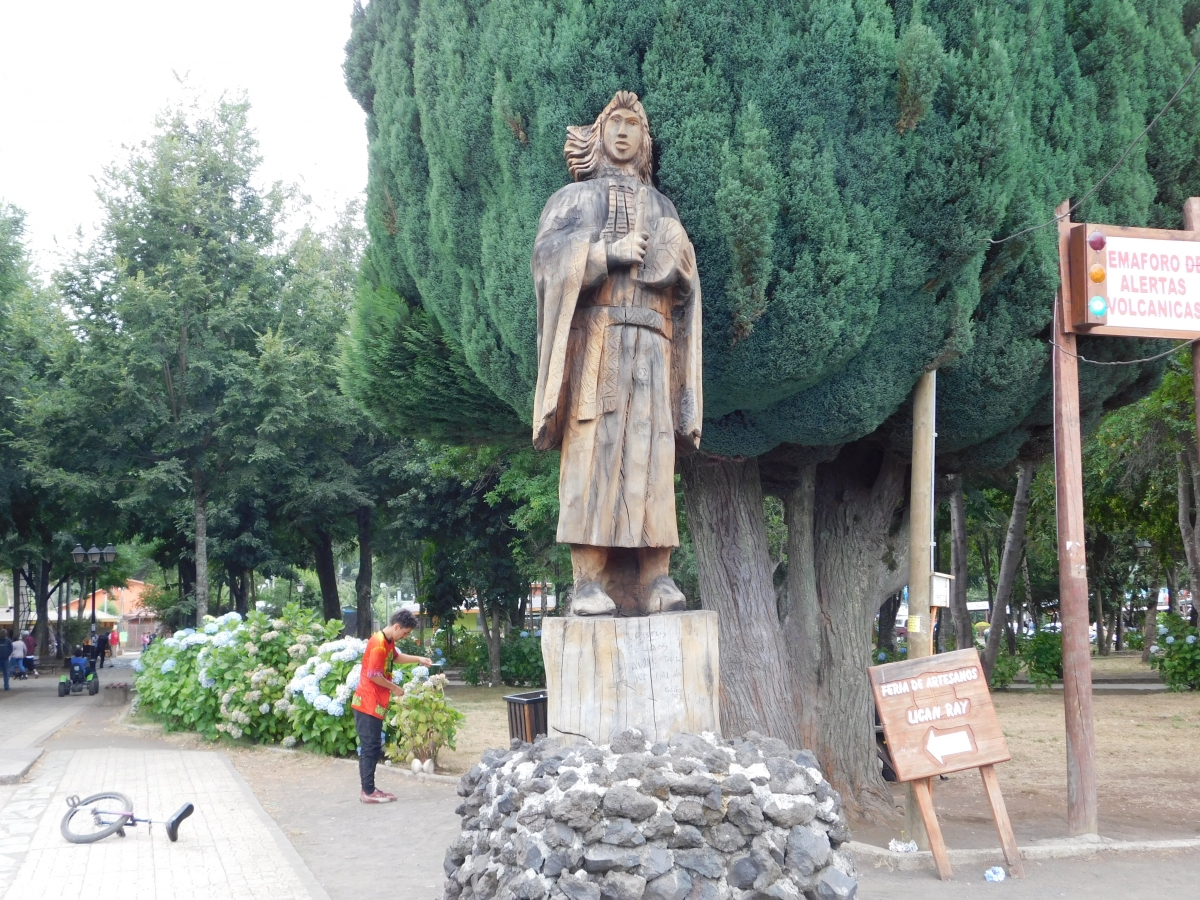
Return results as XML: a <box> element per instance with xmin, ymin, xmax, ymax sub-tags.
<box><xmin>286</xmin><ymin>634</ymin><xmax>367</xmax><ymax>756</ymax></box>
<box><xmin>1149</xmin><ymin>614</ymin><xmax>1200</xmax><ymax>691</ymax></box>
<box><xmin>134</xmin><ymin>606</ymin><xmax>465</xmax><ymax>764</ymax></box>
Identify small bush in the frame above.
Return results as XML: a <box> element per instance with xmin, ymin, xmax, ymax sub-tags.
<box><xmin>385</xmin><ymin>669</ymin><xmax>464</xmax><ymax>766</ymax></box>
<box><xmin>869</xmin><ymin>645</ymin><xmax>909</xmax><ymax>665</ymax></box>
<box><xmin>1123</xmin><ymin>628</ymin><xmax>1145</xmax><ymax>651</ymax></box>
<box><xmin>461</xmin><ymin>629</ymin><xmax>546</xmax><ymax>686</ymax></box>
<box><xmin>1019</xmin><ymin>631</ymin><xmax>1063</xmax><ymax>688</ymax></box>
<box><xmin>1148</xmin><ymin>613</ymin><xmax>1200</xmax><ymax>691</ymax></box>
<box><xmin>988</xmin><ymin>650</ymin><xmax>1023</xmax><ymax>690</ymax></box>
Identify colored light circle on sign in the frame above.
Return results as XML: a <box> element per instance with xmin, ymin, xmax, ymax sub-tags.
<box><xmin>1089</xmin><ymin>295</ymin><xmax>1107</xmax><ymax>316</ymax></box>
<box><xmin>1089</xmin><ymin>264</ymin><xmax>1106</xmax><ymax>283</ymax></box>
<box><xmin>1088</xmin><ymin>230</ymin><xmax>1106</xmax><ymax>251</ymax></box>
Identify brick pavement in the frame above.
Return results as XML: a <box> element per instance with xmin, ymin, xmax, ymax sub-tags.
<box><xmin>0</xmin><ymin>659</ymin><xmax>330</xmax><ymax>900</ymax></box>
<box><xmin>2</xmin><ymin>748</ymin><xmax>328</xmax><ymax>900</ymax></box>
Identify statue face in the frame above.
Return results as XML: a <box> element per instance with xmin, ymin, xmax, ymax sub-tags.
<box><xmin>601</xmin><ymin>108</ymin><xmax>644</xmax><ymax>165</ymax></box>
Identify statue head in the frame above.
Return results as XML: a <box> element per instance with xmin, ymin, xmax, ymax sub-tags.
<box><xmin>564</xmin><ymin>91</ymin><xmax>653</xmax><ymax>184</ymax></box>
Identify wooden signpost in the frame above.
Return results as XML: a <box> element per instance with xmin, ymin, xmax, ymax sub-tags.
<box><xmin>869</xmin><ymin>648</ymin><xmax>1024</xmax><ymax>880</ymax></box>
<box><xmin>1051</xmin><ymin>198</ymin><xmax>1200</xmax><ymax>836</ymax></box>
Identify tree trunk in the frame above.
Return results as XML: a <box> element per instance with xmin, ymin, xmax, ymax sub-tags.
<box><xmin>11</xmin><ymin>568</ymin><xmax>20</xmax><ymax>636</ymax></box>
<box><xmin>478</xmin><ymin>604</ymin><xmax>503</xmax><ymax>686</ymax></box>
<box><xmin>877</xmin><ymin>592</ymin><xmax>901</xmax><ymax>652</ymax></box>
<box><xmin>1165</xmin><ymin>566</ymin><xmax>1178</xmax><ymax>616</ymax></box>
<box><xmin>978</xmin><ymin>535</ymin><xmax>996</xmax><ymax>621</ymax></box>
<box><xmin>1178</xmin><ymin>451</ymin><xmax>1200</xmax><ymax>607</ymax></box>
<box><xmin>679</xmin><ymin>455</ymin><xmax>801</xmax><ymax>748</ymax></box>
<box><xmin>179</xmin><ymin>559</ymin><xmax>196</xmax><ymax>621</ymax></box>
<box><xmin>781</xmin><ymin>447</ymin><xmax>909</xmax><ymax>822</ymax></box>
<box><xmin>35</xmin><ymin>559</ymin><xmax>51</xmax><ymax>656</ymax></box>
<box><xmin>1023</xmin><ymin>550</ymin><xmax>1038</xmax><ymax>633</ymax></box>
<box><xmin>983</xmin><ymin>460</ymin><xmax>1035</xmax><ymax>682</ymax></box>
<box><xmin>233</xmin><ymin>569</ymin><xmax>250</xmax><ymax>616</ymax></box>
<box><xmin>193</xmin><ymin>471</ymin><xmax>209</xmax><ymax>622</ymax></box>
<box><xmin>1142</xmin><ymin>587</ymin><xmax>1159</xmax><ymax>662</ymax></box>
<box><xmin>312</xmin><ymin>528</ymin><xmax>341</xmax><ymax>623</ymax></box>
<box><xmin>355</xmin><ymin>507</ymin><xmax>374</xmax><ymax>639</ymax></box>
<box><xmin>1093</xmin><ymin>589</ymin><xmax>1107</xmax><ymax>657</ymax></box>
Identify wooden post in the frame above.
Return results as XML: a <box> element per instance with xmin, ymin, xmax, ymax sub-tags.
<box><xmin>979</xmin><ymin>764</ymin><xmax>1025</xmax><ymax>877</ymax></box>
<box><xmin>904</xmin><ymin>369</ymin><xmax>937</xmax><ymax>849</ymax></box>
<box><xmin>910</xmin><ymin>777</ymin><xmax>952</xmax><ymax>880</ymax></box>
<box><xmin>1053</xmin><ymin>199</ymin><xmax>1099</xmax><ymax>836</ymax></box>
<box><xmin>1183</xmin><ymin>200</ymin><xmax>1200</xmax><ymax>466</ymax></box>
<box><xmin>908</xmin><ymin>370</ymin><xmax>937</xmax><ymax>657</ymax></box>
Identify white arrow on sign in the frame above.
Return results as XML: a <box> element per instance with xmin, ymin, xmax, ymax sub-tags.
<box><xmin>925</xmin><ymin>726</ymin><xmax>974</xmax><ymax>765</ymax></box>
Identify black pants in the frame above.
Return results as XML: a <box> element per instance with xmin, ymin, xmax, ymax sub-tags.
<box><xmin>354</xmin><ymin>710</ymin><xmax>384</xmax><ymax>793</ymax></box>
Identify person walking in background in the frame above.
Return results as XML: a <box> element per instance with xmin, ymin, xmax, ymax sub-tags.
<box><xmin>21</xmin><ymin>631</ymin><xmax>34</xmax><ymax>657</ymax></box>
<box><xmin>9</xmin><ymin>633</ymin><xmax>25</xmax><ymax>679</ymax></box>
<box><xmin>0</xmin><ymin>630</ymin><xmax>12</xmax><ymax>690</ymax></box>
<box><xmin>95</xmin><ymin>630</ymin><xmax>110</xmax><ymax>668</ymax></box>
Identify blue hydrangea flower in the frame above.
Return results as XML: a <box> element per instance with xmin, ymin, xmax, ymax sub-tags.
<box><xmin>877</xmin><ymin>652</ymin><xmax>887</xmax><ymax>662</ymax></box>
<box><xmin>520</xmin><ymin>631</ymin><xmax>529</xmax><ymax>638</ymax></box>
<box><xmin>411</xmin><ymin>665</ymin><xmax>429</xmax><ymax>683</ymax></box>
<box><xmin>1166</xmin><ymin>636</ymin><xmax>1176</xmax><ymax>644</ymax></box>
<box><xmin>314</xmin><ymin>661</ymin><xmax>333</xmax><ymax>679</ymax></box>
<box><xmin>302</xmin><ymin>684</ymin><xmax>321</xmax><ymax>703</ymax></box>
<box><xmin>327</xmin><ymin>701</ymin><xmax>345</xmax><ymax>717</ymax></box>
<box><xmin>900</xmin><ymin>647</ymin><xmax>908</xmax><ymax>654</ymax></box>
<box><xmin>1158</xmin><ymin>624</ymin><xmax>1169</xmax><ymax>635</ymax></box>
<box><xmin>160</xmin><ymin>659</ymin><xmax>177</xmax><ymax>674</ymax></box>
<box><xmin>131</xmin><ymin>659</ymin><xmax>144</xmax><ymax>673</ymax></box>
<box><xmin>313</xmin><ymin>695</ymin><xmax>332</xmax><ymax>712</ymax></box>
<box><xmin>259</xmin><ymin>702</ymin><xmax>271</xmax><ymax>715</ymax></box>
<box><xmin>1187</xmin><ymin>635</ymin><xmax>1197</xmax><ymax>645</ymax></box>
<box><xmin>345</xmin><ymin>665</ymin><xmax>361</xmax><ymax>690</ymax></box>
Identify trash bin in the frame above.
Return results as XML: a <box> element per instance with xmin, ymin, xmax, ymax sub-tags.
<box><xmin>505</xmin><ymin>690</ymin><xmax>548</xmax><ymax>743</ymax></box>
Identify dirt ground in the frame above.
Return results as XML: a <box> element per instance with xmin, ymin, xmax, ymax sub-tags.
<box><xmin>437</xmin><ymin>675</ymin><xmax>1200</xmax><ymax>848</ymax></box>
<box><xmin>435</xmin><ymin>685</ymin><xmax>514</xmax><ymax>774</ymax></box>
<box><xmin>855</xmin><ymin>687</ymin><xmax>1200</xmax><ymax>848</ymax></box>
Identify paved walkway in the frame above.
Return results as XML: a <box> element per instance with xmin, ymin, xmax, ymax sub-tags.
<box><xmin>0</xmin><ymin>656</ymin><xmax>329</xmax><ymax>900</ymax></box>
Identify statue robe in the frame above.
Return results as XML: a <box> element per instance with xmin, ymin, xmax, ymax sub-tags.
<box><xmin>532</xmin><ymin>174</ymin><xmax>702</xmax><ymax>549</ymax></box>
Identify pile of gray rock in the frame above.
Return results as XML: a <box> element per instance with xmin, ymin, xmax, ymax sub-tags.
<box><xmin>442</xmin><ymin>729</ymin><xmax>857</xmax><ymax>900</ymax></box>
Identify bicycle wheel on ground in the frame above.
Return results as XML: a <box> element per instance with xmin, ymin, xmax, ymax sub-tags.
<box><xmin>60</xmin><ymin>792</ymin><xmax>133</xmax><ymax>844</ymax></box>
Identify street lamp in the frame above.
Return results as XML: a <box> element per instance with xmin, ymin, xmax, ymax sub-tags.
<box><xmin>1135</xmin><ymin>539</ymin><xmax>1152</xmax><ymax>557</ymax></box>
<box><xmin>73</xmin><ymin>540</ymin><xmax>117</xmax><ymax>628</ymax></box>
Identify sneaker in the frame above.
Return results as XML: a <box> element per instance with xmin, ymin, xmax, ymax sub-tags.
<box><xmin>360</xmin><ymin>790</ymin><xmax>396</xmax><ymax>804</ymax></box>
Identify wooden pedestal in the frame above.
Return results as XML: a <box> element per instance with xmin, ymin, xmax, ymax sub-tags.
<box><xmin>541</xmin><ymin>611</ymin><xmax>720</xmax><ymax>745</ymax></box>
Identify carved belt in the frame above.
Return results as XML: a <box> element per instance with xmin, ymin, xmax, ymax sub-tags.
<box><xmin>573</xmin><ymin>306</ymin><xmax>671</xmax><ymax>421</ymax></box>
<box><xmin>578</xmin><ymin>304</ymin><xmax>671</xmax><ymax>339</ymax></box>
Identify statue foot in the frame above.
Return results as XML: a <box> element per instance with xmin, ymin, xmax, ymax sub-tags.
<box><xmin>641</xmin><ymin>576</ymin><xmax>687</xmax><ymax>614</ymax></box>
<box><xmin>571</xmin><ymin>581</ymin><xmax>617</xmax><ymax>616</ymax></box>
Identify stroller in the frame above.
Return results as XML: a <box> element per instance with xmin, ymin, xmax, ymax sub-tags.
<box><xmin>59</xmin><ymin>647</ymin><xmax>98</xmax><ymax>697</ymax></box>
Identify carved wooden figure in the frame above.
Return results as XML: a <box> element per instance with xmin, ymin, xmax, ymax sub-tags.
<box><xmin>532</xmin><ymin>91</ymin><xmax>702</xmax><ymax>616</ymax></box>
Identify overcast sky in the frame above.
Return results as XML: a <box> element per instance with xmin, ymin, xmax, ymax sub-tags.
<box><xmin>0</xmin><ymin>0</ymin><xmax>367</xmax><ymax>273</ymax></box>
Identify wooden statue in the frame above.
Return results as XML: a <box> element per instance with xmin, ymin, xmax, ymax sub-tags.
<box><xmin>532</xmin><ymin>91</ymin><xmax>703</xmax><ymax>617</ymax></box>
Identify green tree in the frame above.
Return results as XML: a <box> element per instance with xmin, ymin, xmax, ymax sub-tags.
<box><xmin>27</xmin><ymin>98</ymin><xmax>285</xmax><ymax>623</ymax></box>
<box><xmin>343</xmin><ymin>0</ymin><xmax>1200</xmax><ymax>812</ymax></box>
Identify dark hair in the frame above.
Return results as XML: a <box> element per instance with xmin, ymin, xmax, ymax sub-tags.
<box><xmin>391</xmin><ymin>609</ymin><xmax>418</xmax><ymax>630</ymax></box>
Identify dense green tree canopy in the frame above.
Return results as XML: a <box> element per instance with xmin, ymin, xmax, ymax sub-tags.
<box><xmin>343</xmin><ymin>0</ymin><xmax>1200</xmax><ymax>463</ymax></box>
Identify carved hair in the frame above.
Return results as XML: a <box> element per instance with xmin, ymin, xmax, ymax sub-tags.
<box><xmin>564</xmin><ymin>91</ymin><xmax>653</xmax><ymax>184</ymax></box>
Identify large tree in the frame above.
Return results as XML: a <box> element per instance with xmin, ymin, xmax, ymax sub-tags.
<box><xmin>343</xmin><ymin>0</ymin><xmax>1200</xmax><ymax>814</ymax></box>
<box><xmin>29</xmin><ymin>99</ymin><xmax>285</xmax><ymax>623</ymax></box>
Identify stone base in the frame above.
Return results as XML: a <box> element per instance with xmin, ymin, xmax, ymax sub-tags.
<box><xmin>541</xmin><ymin>610</ymin><xmax>719</xmax><ymax>745</ymax></box>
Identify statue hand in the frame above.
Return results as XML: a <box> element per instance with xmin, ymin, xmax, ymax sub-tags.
<box><xmin>607</xmin><ymin>231</ymin><xmax>649</xmax><ymax>268</ymax></box>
